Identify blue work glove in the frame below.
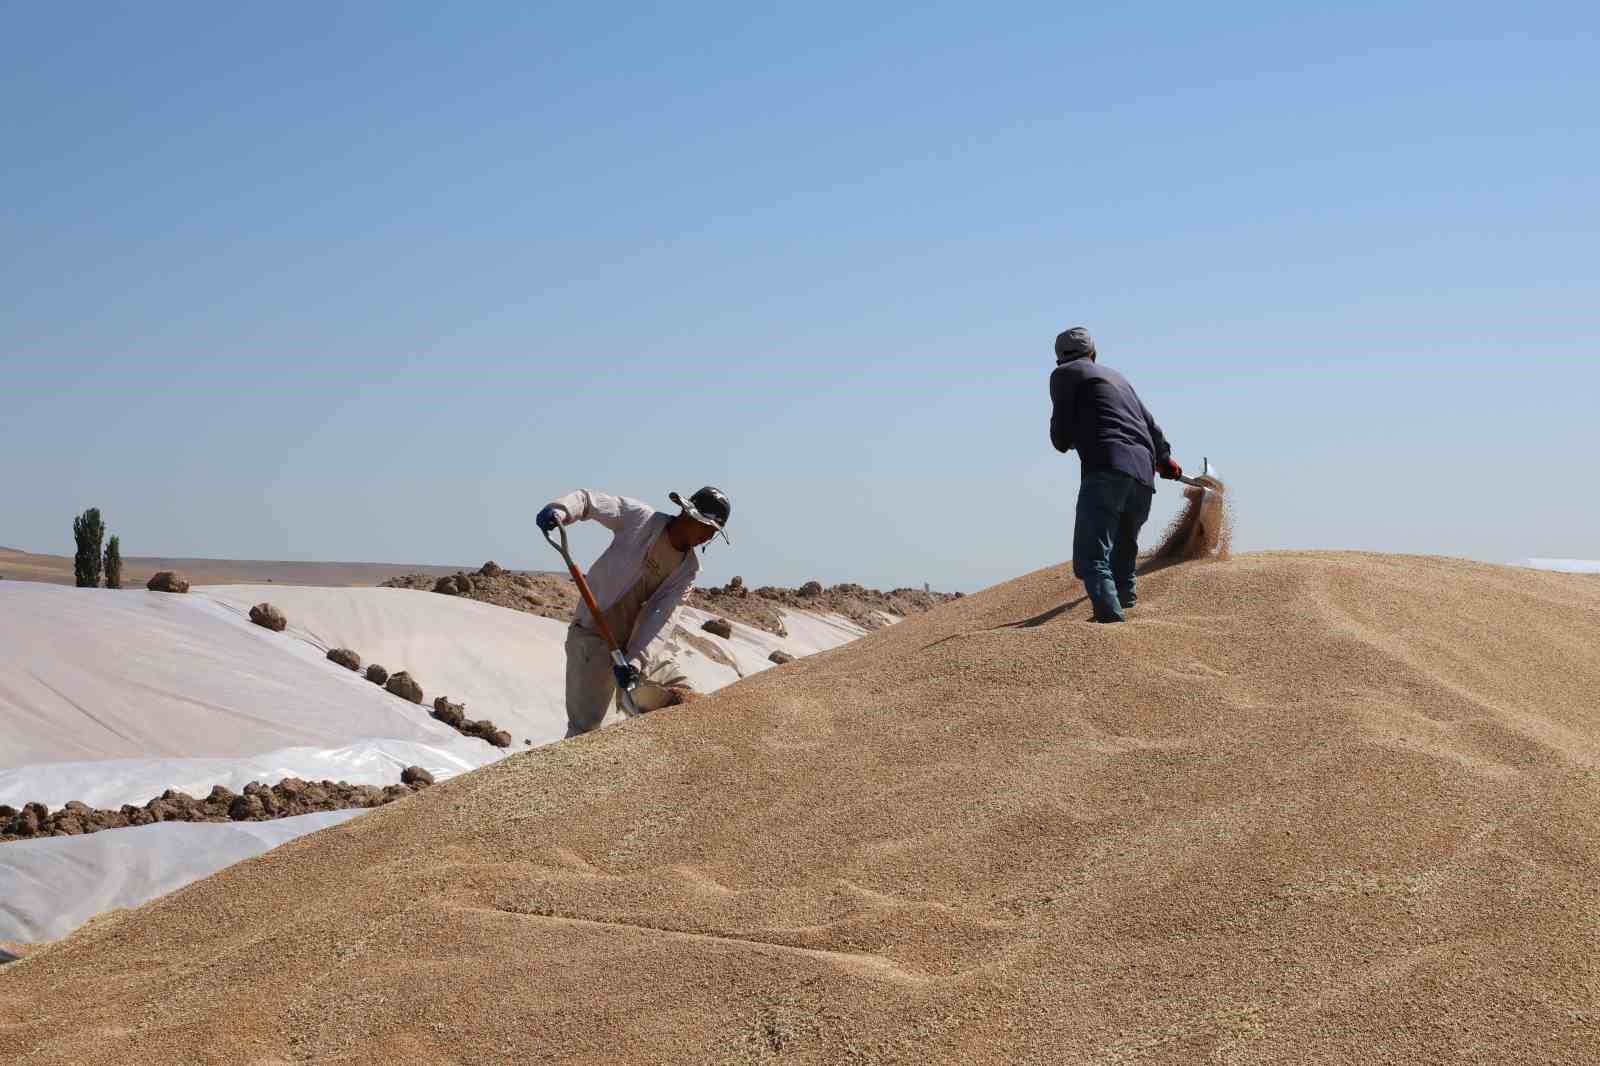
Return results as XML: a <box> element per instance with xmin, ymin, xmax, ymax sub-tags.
<box><xmin>612</xmin><ymin>662</ymin><xmax>641</xmax><ymax>690</ymax></box>
<box><xmin>536</xmin><ymin>505</ymin><xmax>563</xmax><ymax>533</ymax></box>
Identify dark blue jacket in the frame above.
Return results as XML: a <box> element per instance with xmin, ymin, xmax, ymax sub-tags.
<box><xmin>1049</xmin><ymin>358</ymin><xmax>1172</xmax><ymax>488</ymax></box>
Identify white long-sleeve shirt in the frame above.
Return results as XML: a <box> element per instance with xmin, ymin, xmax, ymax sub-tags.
<box><xmin>546</xmin><ymin>489</ymin><xmax>700</xmax><ymax>667</ymax></box>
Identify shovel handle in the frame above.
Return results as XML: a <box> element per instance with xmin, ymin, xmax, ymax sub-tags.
<box><xmin>542</xmin><ymin>525</ymin><xmax>609</xmax><ymax>634</ymax></box>
<box><xmin>543</xmin><ymin>523</ymin><xmax>644</xmax><ymax>718</ymax></box>
<box><xmin>1173</xmin><ymin>456</ymin><xmax>1214</xmax><ymax>489</ymax></box>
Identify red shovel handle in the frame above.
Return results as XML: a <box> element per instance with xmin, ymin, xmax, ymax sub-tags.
<box><xmin>543</xmin><ymin>524</ymin><xmax>643</xmax><ymax>718</ymax></box>
<box><xmin>544</xmin><ymin>525</ymin><xmax>623</xmax><ymax>653</ymax></box>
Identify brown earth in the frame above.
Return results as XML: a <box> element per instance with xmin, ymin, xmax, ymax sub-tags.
<box><xmin>5</xmin><ymin>553</ymin><xmax>1599</xmax><ymax>1064</ymax></box>
<box><xmin>1</xmin><ymin>546</ymin><xmax>956</xmax><ymax>636</ymax></box>
<box><xmin>384</xmin><ymin>564</ymin><xmax>959</xmax><ymax>636</ymax></box>
<box><xmin>694</xmin><ymin>579</ymin><xmax>961</xmax><ymax>636</ymax></box>
<box><xmin>429</xmin><ymin>696</ymin><xmax>515</xmax><ymax>749</ymax></box>
<box><xmin>382</xmin><ymin>566</ymin><xmax>580</xmax><ymax>622</ymax></box>
<box><xmin>0</xmin><ymin>773</ymin><xmax>436</xmax><ymax>844</ymax></box>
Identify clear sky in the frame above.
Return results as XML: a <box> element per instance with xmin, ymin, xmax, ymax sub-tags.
<box><xmin>3</xmin><ymin>2</ymin><xmax>1596</xmax><ymax>591</ymax></box>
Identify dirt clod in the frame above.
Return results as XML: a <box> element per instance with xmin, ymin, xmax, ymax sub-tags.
<box><xmin>429</xmin><ymin>695</ymin><xmax>512</xmax><ymax>749</ymax></box>
<box><xmin>145</xmin><ymin>571</ymin><xmax>190</xmax><ymax>593</ymax></box>
<box><xmin>2</xmin><ymin>771</ymin><xmax>430</xmax><ymax>844</ymax></box>
<box><xmin>249</xmin><ymin>602</ymin><xmax>287</xmax><ymax>632</ymax></box>
<box><xmin>327</xmin><ymin>648</ymin><xmax>361</xmax><ymax>672</ymax></box>
<box><xmin>385</xmin><ymin>671</ymin><xmax>423</xmax><ymax>704</ymax></box>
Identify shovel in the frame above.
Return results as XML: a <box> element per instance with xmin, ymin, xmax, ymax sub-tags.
<box><xmin>1174</xmin><ymin>456</ymin><xmax>1219</xmax><ymax>490</ymax></box>
<box><xmin>543</xmin><ymin>522</ymin><xmax>642</xmax><ymax>718</ymax></box>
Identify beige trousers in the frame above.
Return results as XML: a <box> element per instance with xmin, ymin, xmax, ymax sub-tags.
<box><xmin>563</xmin><ymin>624</ymin><xmax>678</xmax><ymax>738</ymax></box>
<box><xmin>564</xmin><ymin>624</ymin><xmax>623</xmax><ymax>737</ymax></box>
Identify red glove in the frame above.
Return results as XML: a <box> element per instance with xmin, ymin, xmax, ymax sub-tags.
<box><xmin>1157</xmin><ymin>457</ymin><xmax>1183</xmax><ymax>480</ymax></box>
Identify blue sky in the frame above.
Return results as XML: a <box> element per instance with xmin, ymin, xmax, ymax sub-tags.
<box><xmin>3</xmin><ymin>2</ymin><xmax>1596</xmax><ymax>591</ymax></box>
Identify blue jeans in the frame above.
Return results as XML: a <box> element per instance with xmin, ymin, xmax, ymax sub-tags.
<box><xmin>1073</xmin><ymin>466</ymin><xmax>1154</xmax><ymax>621</ymax></box>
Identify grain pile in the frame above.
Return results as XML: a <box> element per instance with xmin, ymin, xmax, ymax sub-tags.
<box><xmin>4</xmin><ymin>552</ymin><xmax>1599</xmax><ymax>1064</ymax></box>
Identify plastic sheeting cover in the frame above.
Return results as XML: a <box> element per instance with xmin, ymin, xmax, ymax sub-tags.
<box><xmin>200</xmin><ymin>584</ymin><xmax>573</xmax><ymax>747</ymax></box>
<box><xmin>0</xmin><ymin>738</ymin><xmax>490</xmax><ymax>810</ymax></box>
<box><xmin>0</xmin><ymin>584</ymin><xmax>477</xmax><ymax>769</ymax></box>
<box><xmin>0</xmin><ymin>583</ymin><xmax>879</xmax><ymax>944</ymax></box>
<box><xmin>1511</xmin><ymin>558</ymin><xmax>1600</xmax><ymax>574</ymax></box>
<box><xmin>0</xmin><ymin>810</ymin><xmax>364</xmax><ymax>943</ymax></box>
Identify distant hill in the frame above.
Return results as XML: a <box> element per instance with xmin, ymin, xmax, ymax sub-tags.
<box><xmin>0</xmin><ymin>547</ymin><xmax>475</xmax><ymax>588</ymax></box>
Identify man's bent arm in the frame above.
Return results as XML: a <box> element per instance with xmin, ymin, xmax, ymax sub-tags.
<box><xmin>626</xmin><ymin>565</ymin><xmax>696</xmax><ymax>665</ymax></box>
<box><xmin>544</xmin><ymin>489</ymin><xmax>629</xmax><ymax>533</ymax></box>
<box><xmin>1049</xmin><ymin>372</ymin><xmax>1077</xmax><ymax>454</ymax></box>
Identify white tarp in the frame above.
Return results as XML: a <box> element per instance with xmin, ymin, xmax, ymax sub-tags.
<box><xmin>0</xmin><ymin>585</ymin><xmax>480</xmax><ymax>769</ymax></box>
<box><xmin>1511</xmin><ymin>558</ymin><xmax>1600</xmax><ymax>574</ymax></box>
<box><xmin>662</xmin><ymin>606</ymin><xmax>867</xmax><ymax>692</ymax></box>
<box><xmin>0</xmin><ymin>810</ymin><xmax>364</xmax><ymax>943</ymax></box>
<box><xmin>201</xmin><ymin>584</ymin><xmax>574</xmax><ymax>748</ymax></box>
<box><xmin>0</xmin><ymin>739</ymin><xmax>485</xmax><ymax>811</ymax></box>
<box><xmin>0</xmin><ymin>582</ymin><xmax>874</xmax><ymax>944</ymax></box>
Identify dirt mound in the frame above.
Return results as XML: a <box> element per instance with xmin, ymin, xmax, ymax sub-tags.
<box><xmin>8</xmin><ymin>553</ymin><xmax>1599</xmax><ymax>1063</ymax></box>
<box><xmin>382</xmin><ymin>564</ymin><xmax>958</xmax><ymax>636</ymax></box>
<box><xmin>430</xmin><ymin>696</ymin><xmax>513</xmax><ymax>749</ymax></box>
<box><xmin>0</xmin><ymin>772</ymin><xmax>434</xmax><ymax>844</ymax></box>
<box><xmin>383</xmin><ymin>566</ymin><xmax>579</xmax><ymax>622</ymax></box>
<box><xmin>690</xmin><ymin>578</ymin><xmax>961</xmax><ymax>636</ymax></box>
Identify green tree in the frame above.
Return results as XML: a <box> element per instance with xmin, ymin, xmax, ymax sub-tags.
<box><xmin>72</xmin><ymin>508</ymin><xmax>105</xmax><ymax>588</ymax></box>
<box><xmin>104</xmin><ymin>534</ymin><xmax>123</xmax><ymax>589</ymax></box>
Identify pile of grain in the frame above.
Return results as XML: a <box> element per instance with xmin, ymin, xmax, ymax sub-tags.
<box><xmin>4</xmin><ymin>553</ymin><xmax>1598</xmax><ymax>1064</ymax></box>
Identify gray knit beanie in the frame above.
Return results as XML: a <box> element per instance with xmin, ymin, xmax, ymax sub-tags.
<box><xmin>1054</xmin><ymin>326</ymin><xmax>1096</xmax><ymax>363</ymax></box>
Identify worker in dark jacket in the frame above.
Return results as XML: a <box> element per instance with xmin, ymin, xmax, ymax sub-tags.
<box><xmin>1049</xmin><ymin>327</ymin><xmax>1183</xmax><ymax>622</ymax></box>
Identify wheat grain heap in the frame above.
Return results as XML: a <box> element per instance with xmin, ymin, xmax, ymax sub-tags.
<box><xmin>3</xmin><ymin>552</ymin><xmax>1598</xmax><ymax>1064</ymax></box>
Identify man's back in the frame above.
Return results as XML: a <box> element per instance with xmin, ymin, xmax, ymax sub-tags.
<box><xmin>1048</xmin><ymin>325</ymin><xmax>1180</xmax><ymax>623</ymax></box>
<box><xmin>1049</xmin><ymin>359</ymin><xmax>1169</xmax><ymax>487</ymax></box>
